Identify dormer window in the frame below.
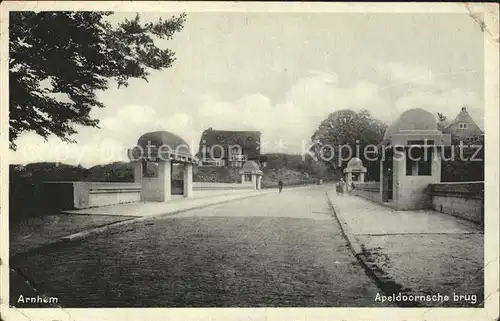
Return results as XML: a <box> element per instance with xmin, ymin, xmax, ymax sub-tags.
<box><xmin>458</xmin><ymin>123</ymin><xmax>468</xmax><ymax>129</ymax></box>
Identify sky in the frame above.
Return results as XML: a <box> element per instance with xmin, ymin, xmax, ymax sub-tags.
<box><xmin>10</xmin><ymin>11</ymin><xmax>485</xmax><ymax>167</ymax></box>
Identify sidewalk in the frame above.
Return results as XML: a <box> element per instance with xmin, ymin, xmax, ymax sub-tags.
<box><xmin>326</xmin><ymin>191</ymin><xmax>484</xmax><ymax>308</ymax></box>
<box><xmin>61</xmin><ymin>189</ymin><xmax>258</xmax><ymax>217</ymax></box>
<box><xmin>10</xmin><ymin>185</ymin><xmax>313</xmax><ymax>257</ymax></box>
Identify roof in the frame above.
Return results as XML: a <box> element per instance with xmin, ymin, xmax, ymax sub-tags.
<box><xmin>242</xmin><ymin>160</ymin><xmax>260</xmax><ymax>171</ymax></box>
<box><xmin>445</xmin><ymin>107</ymin><xmax>483</xmax><ymax>135</ymax></box>
<box><xmin>344</xmin><ymin>157</ymin><xmax>367</xmax><ymax>173</ymax></box>
<box><xmin>346</xmin><ymin>157</ymin><xmax>364</xmax><ymax>169</ymax></box>
<box><xmin>198</xmin><ymin>128</ymin><xmax>261</xmax><ymax>159</ymax></box>
<box><xmin>383</xmin><ymin>108</ymin><xmax>438</xmax><ymax>140</ymax></box>
<box><xmin>437</xmin><ymin>120</ymin><xmax>452</xmax><ymax>133</ymax></box>
<box><xmin>239</xmin><ymin>160</ymin><xmax>263</xmax><ymax>175</ymax></box>
<box><xmin>136</xmin><ymin>131</ymin><xmax>191</xmax><ymax>156</ymax></box>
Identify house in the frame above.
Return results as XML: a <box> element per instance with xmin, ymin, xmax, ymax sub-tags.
<box><xmin>440</xmin><ymin>106</ymin><xmax>484</xmax><ymax>145</ymax></box>
<box><xmin>197</xmin><ymin>128</ymin><xmax>263</xmax><ymax>168</ymax></box>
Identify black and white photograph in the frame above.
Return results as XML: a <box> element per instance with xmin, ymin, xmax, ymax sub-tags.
<box><xmin>1</xmin><ymin>2</ymin><xmax>499</xmax><ymax>321</ymax></box>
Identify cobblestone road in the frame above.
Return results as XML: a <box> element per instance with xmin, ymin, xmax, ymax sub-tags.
<box><xmin>10</xmin><ymin>186</ymin><xmax>389</xmax><ymax>307</ymax></box>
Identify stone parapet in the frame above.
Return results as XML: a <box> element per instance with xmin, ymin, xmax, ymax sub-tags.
<box><xmin>429</xmin><ymin>182</ymin><xmax>484</xmax><ymax>225</ymax></box>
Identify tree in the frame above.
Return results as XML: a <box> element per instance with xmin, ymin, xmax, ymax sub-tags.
<box><xmin>437</xmin><ymin>112</ymin><xmax>447</xmax><ymax>122</ymax></box>
<box><xmin>9</xmin><ymin>11</ymin><xmax>186</xmax><ymax>150</ymax></box>
<box><xmin>309</xmin><ymin>109</ymin><xmax>387</xmax><ymax>179</ymax></box>
<box><xmin>282</xmin><ymin>154</ymin><xmax>289</xmax><ymax>168</ymax></box>
<box><xmin>304</xmin><ymin>154</ymin><xmax>329</xmax><ymax>178</ymax></box>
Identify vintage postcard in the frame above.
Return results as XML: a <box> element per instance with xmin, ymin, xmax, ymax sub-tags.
<box><xmin>1</xmin><ymin>2</ymin><xmax>499</xmax><ymax>321</ymax></box>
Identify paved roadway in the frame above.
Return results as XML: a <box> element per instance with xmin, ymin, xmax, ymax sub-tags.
<box><xmin>10</xmin><ymin>186</ymin><xmax>388</xmax><ymax>307</ymax></box>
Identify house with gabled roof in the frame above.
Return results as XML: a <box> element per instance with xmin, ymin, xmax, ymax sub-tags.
<box><xmin>440</xmin><ymin>106</ymin><xmax>484</xmax><ymax>145</ymax></box>
<box><xmin>197</xmin><ymin>128</ymin><xmax>262</xmax><ymax>168</ymax></box>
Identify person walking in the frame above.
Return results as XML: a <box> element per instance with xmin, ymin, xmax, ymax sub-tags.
<box><xmin>338</xmin><ymin>178</ymin><xmax>345</xmax><ymax>196</ymax></box>
<box><xmin>278</xmin><ymin>180</ymin><xmax>283</xmax><ymax>193</ymax></box>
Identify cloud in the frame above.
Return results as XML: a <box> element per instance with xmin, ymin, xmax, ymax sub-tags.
<box><xmin>375</xmin><ymin>61</ymin><xmax>484</xmax><ymax>127</ymax></box>
<box><xmin>10</xmin><ymin>63</ymin><xmax>483</xmax><ymax>166</ymax></box>
<box><xmin>377</xmin><ymin>61</ymin><xmax>440</xmax><ymax>87</ymax></box>
<box><xmin>393</xmin><ymin>89</ymin><xmax>484</xmax><ymax>129</ymax></box>
<box><xmin>194</xmin><ymin>71</ymin><xmax>388</xmax><ymax>154</ymax></box>
<box><xmin>10</xmin><ymin>106</ymin><xmax>202</xmax><ymax>167</ymax></box>
<box><xmin>10</xmin><ymin>132</ymin><xmax>121</xmax><ymax>167</ymax></box>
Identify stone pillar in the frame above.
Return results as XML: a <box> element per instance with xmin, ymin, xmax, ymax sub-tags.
<box><xmin>257</xmin><ymin>175</ymin><xmax>262</xmax><ymax>190</ymax></box>
<box><xmin>158</xmin><ymin>160</ymin><xmax>171</xmax><ymax>202</ymax></box>
<box><xmin>346</xmin><ymin>172</ymin><xmax>352</xmax><ymax>190</ymax></box>
<box><xmin>183</xmin><ymin>163</ymin><xmax>193</xmax><ymax>198</ymax></box>
<box><xmin>380</xmin><ymin>150</ymin><xmax>386</xmax><ymax>202</ymax></box>
<box><xmin>251</xmin><ymin>174</ymin><xmax>257</xmax><ymax>190</ymax></box>
<box><xmin>133</xmin><ymin>160</ymin><xmax>142</xmax><ymax>183</ymax></box>
<box><xmin>393</xmin><ymin>152</ymin><xmax>404</xmax><ymax>206</ymax></box>
<box><xmin>241</xmin><ymin>174</ymin><xmax>245</xmax><ymax>184</ymax></box>
<box><xmin>432</xmin><ymin>148</ymin><xmax>442</xmax><ymax>181</ymax></box>
<box><xmin>360</xmin><ymin>172</ymin><xmax>365</xmax><ymax>183</ymax></box>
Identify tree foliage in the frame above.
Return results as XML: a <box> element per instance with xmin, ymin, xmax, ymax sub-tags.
<box><xmin>309</xmin><ymin>109</ymin><xmax>387</xmax><ymax>180</ymax></box>
<box><xmin>9</xmin><ymin>11</ymin><xmax>186</xmax><ymax>150</ymax></box>
<box><xmin>437</xmin><ymin>112</ymin><xmax>447</xmax><ymax>122</ymax></box>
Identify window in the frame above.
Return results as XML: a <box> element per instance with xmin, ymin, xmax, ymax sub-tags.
<box><xmin>458</xmin><ymin>123</ymin><xmax>468</xmax><ymax>129</ymax></box>
<box><xmin>407</xmin><ymin>140</ymin><xmax>435</xmax><ymax>145</ymax></box>
<box><xmin>142</xmin><ymin>160</ymin><xmax>159</xmax><ymax>177</ymax></box>
<box><xmin>406</xmin><ymin>147</ymin><xmax>432</xmax><ymax>176</ymax></box>
<box><xmin>418</xmin><ymin>151</ymin><xmax>432</xmax><ymax>175</ymax></box>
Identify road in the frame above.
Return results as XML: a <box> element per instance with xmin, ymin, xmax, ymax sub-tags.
<box><xmin>10</xmin><ymin>186</ymin><xmax>388</xmax><ymax>307</ymax></box>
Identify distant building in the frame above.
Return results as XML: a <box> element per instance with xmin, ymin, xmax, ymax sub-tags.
<box><xmin>197</xmin><ymin>128</ymin><xmax>262</xmax><ymax>168</ymax></box>
<box><xmin>440</xmin><ymin>106</ymin><xmax>484</xmax><ymax>145</ymax></box>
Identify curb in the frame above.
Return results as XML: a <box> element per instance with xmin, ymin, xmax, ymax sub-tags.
<box><xmin>325</xmin><ymin>191</ymin><xmax>363</xmax><ymax>256</ymax></box>
<box><xmin>10</xmin><ymin>191</ymin><xmax>273</xmax><ymax>260</ymax></box>
<box><xmin>9</xmin><ymin>185</ymin><xmax>317</xmax><ymax>259</ymax></box>
<box><xmin>325</xmin><ymin>191</ymin><xmax>420</xmax><ymax>308</ymax></box>
<box><xmin>59</xmin><ymin>184</ymin><xmax>317</xmax><ymax>242</ymax></box>
<box><xmin>60</xmin><ymin>190</ymin><xmax>273</xmax><ymax>242</ymax></box>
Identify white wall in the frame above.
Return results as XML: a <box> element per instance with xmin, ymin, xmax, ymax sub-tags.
<box><xmin>193</xmin><ymin>182</ymin><xmax>254</xmax><ymax>190</ymax></box>
<box><xmin>72</xmin><ymin>182</ymin><xmax>142</xmax><ymax>209</ymax></box>
<box><xmin>392</xmin><ymin>150</ymin><xmax>441</xmax><ymax>210</ymax></box>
